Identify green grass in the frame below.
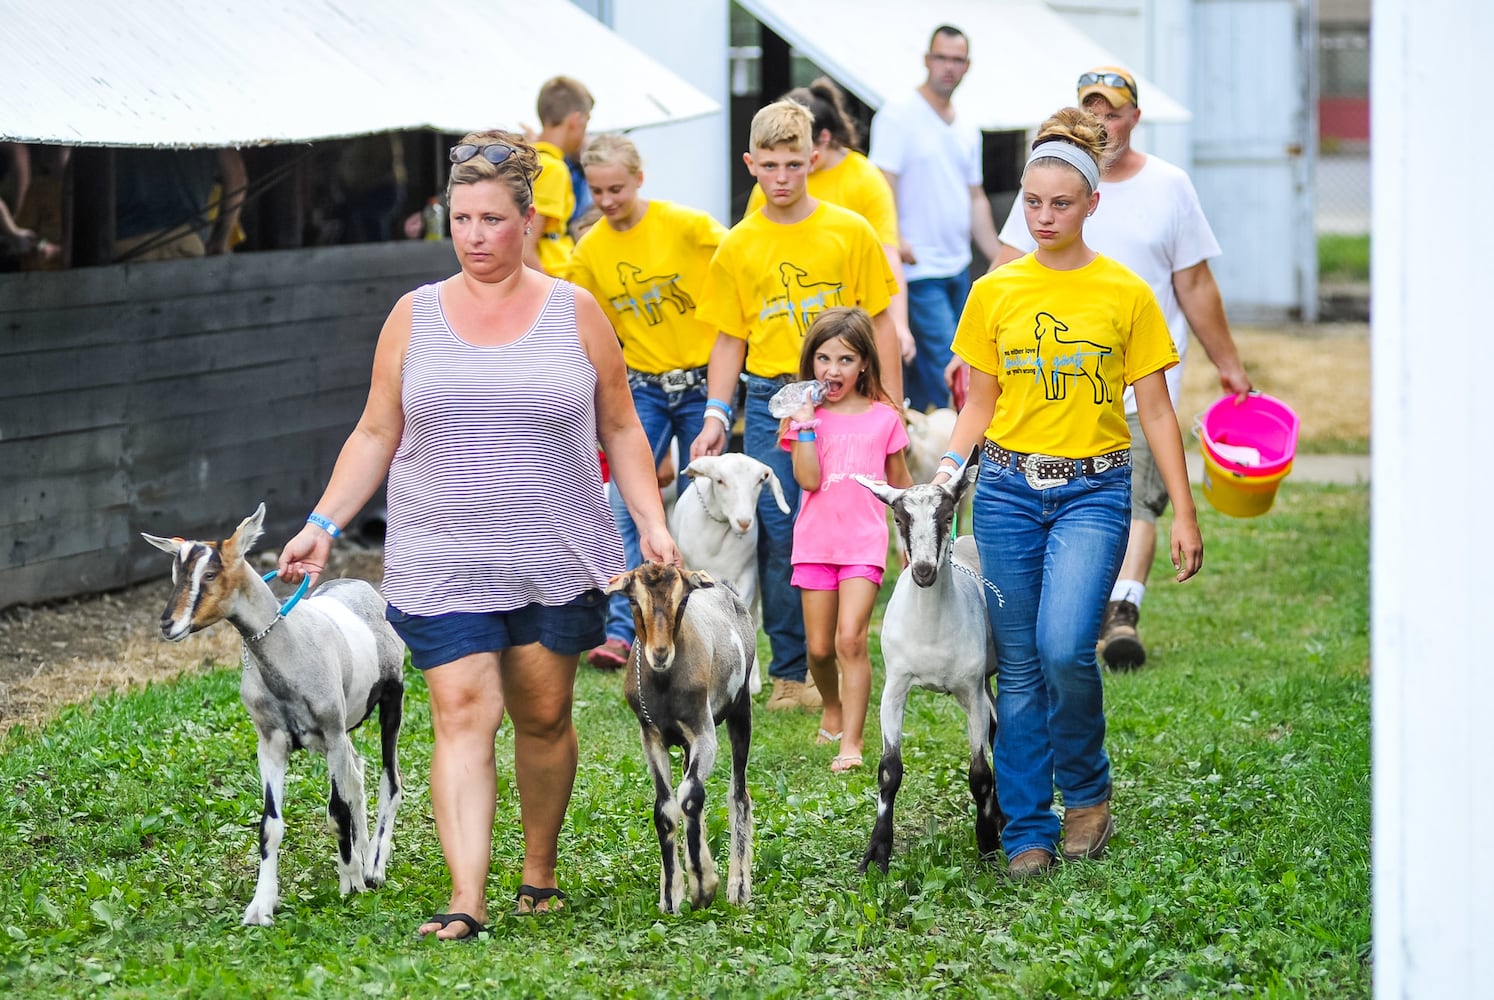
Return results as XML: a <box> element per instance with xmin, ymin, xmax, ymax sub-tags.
<box><xmin>0</xmin><ymin>484</ymin><xmax>1369</xmax><ymax>998</ymax></box>
<box><xmin>1317</xmin><ymin>234</ymin><xmax>1370</xmax><ymax>284</ymax></box>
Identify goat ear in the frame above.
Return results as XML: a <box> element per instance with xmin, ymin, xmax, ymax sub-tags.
<box><xmin>226</xmin><ymin>503</ymin><xmax>267</xmax><ymax>559</ymax></box>
<box><xmin>141</xmin><ymin>532</ymin><xmax>184</xmax><ymax>556</ymax></box>
<box><xmin>685</xmin><ymin>570</ymin><xmax>717</xmax><ymax>590</ymax></box>
<box><xmin>682</xmin><ymin>458</ymin><xmax>714</xmax><ymax>480</ymax></box>
<box><xmin>853</xmin><ymin>474</ymin><xmax>902</xmax><ymax>506</ymax></box>
<box><xmin>603</xmin><ymin>570</ymin><xmax>633</xmax><ymax>596</ymax></box>
<box><xmin>762</xmin><ymin>468</ymin><xmax>792</xmax><ymax>514</ymax></box>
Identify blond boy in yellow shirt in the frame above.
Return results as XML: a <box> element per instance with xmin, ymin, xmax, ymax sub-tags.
<box><xmin>690</xmin><ymin>99</ymin><xmax>899</xmax><ymax>713</ymax></box>
<box><xmin>529</xmin><ymin>76</ymin><xmax>592</xmax><ymax>276</ymax></box>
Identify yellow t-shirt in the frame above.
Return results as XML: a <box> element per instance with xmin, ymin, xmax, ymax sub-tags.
<box><xmin>565</xmin><ymin>200</ymin><xmax>728</xmax><ymax>373</ymax></box>
<box><xmin>952</xmin><ymin>253</ymin><xmax>1177</xmax><ymax>457</ymax></box>
<box><xmin>533</xmin><ymin>140</ymin><xmax>576</xmax><ymax>276</ymax></box>
<box><xmin>745</xmin><ymin>150</ymin><xmax>898</xmax><ymax>247</ymax></box>
<box><xmin>696</xmin><ymin>201</ymin><xmax>896</xmax><ymax>378</ymax></box>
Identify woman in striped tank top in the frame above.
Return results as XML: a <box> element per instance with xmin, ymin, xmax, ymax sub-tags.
<box><xmin>277</xmin><ymin>129</ymin><xmax>679</xmax><ymax>940</ymax></box>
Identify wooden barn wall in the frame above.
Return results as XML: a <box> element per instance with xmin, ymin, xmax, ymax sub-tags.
<box><xmin>0</xmin><ymin>242</ymin><xmax>452</xmax><ymax>609</ymax></box>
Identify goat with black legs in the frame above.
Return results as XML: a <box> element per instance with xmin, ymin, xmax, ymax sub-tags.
<box><xmin>854</xmin><ymin>455</ymin><xmax>1003</xmax><ymax>872</ymax></box>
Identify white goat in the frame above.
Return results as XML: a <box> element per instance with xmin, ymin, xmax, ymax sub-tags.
<box><xmin>902</xmin><ymin>408</ymin><xmax>959</xmax><ymax>485</ymax></box>
<box><xmin>605</xmin><ymin>563</ymin><xmax>755</xmax><ymax>915</ymax></box>
<box><xmin>142</xmin><ymin>504</ymin><xmax>405</xmax><ymax>926</ymax></box>
<box><xmin>854</xmin><ymin>460</ymin><xmax>1003</xmax><ymax>873</ymax></box>
<box><xmin>668</xmin><ymin>453</ymin><xmax>790</xmax><ymax>695</ymax></box>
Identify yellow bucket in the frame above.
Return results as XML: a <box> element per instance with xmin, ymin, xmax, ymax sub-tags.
<box><xmin>1200</xmin><ymin>448</ymin><xmax>1292</xmax><ymax>518</ymax></box>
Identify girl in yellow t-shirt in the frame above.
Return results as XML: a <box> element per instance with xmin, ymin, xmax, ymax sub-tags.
<box><xmin>566</xmin><ymin>133</ymin><xmax>727</xmax><ymax>669</ymax></box>
<box><xmin>934</xmin><ymin>108</ymin><xmax>1203</xmax><ymax>880</ymax></box>
<box><xmin>746</xmin><ymin>78</ymin><xmax>914</xmax><ymax>366</ymax></box>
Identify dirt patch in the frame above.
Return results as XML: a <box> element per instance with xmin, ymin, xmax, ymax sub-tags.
<box><xmin>1179</xmin><ymin>322</ymin><xmax>1370</xmax><ymax>449</ymax></box>
<box><xmin>0</xmin><ymin>322</ymin><xmax>1369</xmax><ymax>733</ymax></box>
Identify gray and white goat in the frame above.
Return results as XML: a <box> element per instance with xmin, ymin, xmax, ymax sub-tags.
<box><xmin>667</xmin><ymin>453</ymin><xmax>791</xmax><ymax>695</ymax></box>
<box><xmin>854</xmin><ymin>458</ymin><xmax>1003</xmax><ymax>872</ymax></box>
<box><xmin>605</xmin><ymin>563</ymin><xmax>755</xmax><ymax>914</ymax></box>
<box><xmin>142</xmin><ymin>504</ymin><xmax>405</xmax><ymax>926</ymax></box>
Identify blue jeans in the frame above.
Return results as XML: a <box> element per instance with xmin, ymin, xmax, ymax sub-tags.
<box><xmin>603</xmin><ymin>378</ymin><xmax>707</xmax><ymax>644</ymax></box>
<box><xmin>744</xmin><ymin>376</ymin><xmax>806</xmax><ymax>683</ymax></box>
<box><xmin>903</xmin><ymin>273</ymin><xmax>971</xmax><ymax>411</ymax></box>
<box><xmin>971</xmin><ymin>455</ymin><xmax>1131</xmax><ymax>858</ymax></box>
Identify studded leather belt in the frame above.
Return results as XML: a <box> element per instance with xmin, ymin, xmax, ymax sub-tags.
<box><xmin>628</xmin><ymin>367</ymin><xmax>708</xmax><ymax>392</ymax></box>
<box><xmin>982</xmin><ymin>440</ymin><xmax>1131</xmax><ymax>489</ymax></box>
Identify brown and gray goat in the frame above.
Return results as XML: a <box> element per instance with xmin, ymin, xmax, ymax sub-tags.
<box><xmin>142</xmin><ymin>504</ymin><xmax>405</xmax><ymax>926</ymax></box>
<box><xmin>605</xmin><ymin>563</ymin><xmax>755</xmax><ymax>914</ymax></box>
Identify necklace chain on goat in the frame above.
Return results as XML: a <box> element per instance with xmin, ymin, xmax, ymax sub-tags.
<box><xmin>633</xmin><ymin>641</ymin><xmax>655</xmax><ymax>728</ymax></box>
<box><xmin>953</xmin><ymin>560</ymin><xmax>1005</xmax><ymax>607</ymax></box>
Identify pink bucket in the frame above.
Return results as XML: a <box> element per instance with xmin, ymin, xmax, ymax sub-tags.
<box><xmin>1196</xmin><ymin>393</ymin><xmax>1299</xmax><ymax>477</ymax></box>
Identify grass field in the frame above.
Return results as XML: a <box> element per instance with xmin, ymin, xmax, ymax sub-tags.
<box><xmin>0</xmin><ymin>483</ymin><xmax>1370</xmax><ymax>999</ymax></box>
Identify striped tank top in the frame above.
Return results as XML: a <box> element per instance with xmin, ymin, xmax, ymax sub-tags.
<box><xmin>382</xmin><ymin>279</ymin><xmax>625</xmax><ymax>615</ymax></box>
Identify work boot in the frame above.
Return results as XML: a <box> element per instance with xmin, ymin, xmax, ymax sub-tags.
<box><xmin>1062</xmin><ymin>801</ymin><xmax>1115</xmax><ymax>861</ymax></box>
<box><xmin>798</xmin><ymin>675</ymin><xmax>823</xmax><ymax>709</ymax></box>
<box><xmin>1098</xmin><ymin>600</ymin><xmax>1146</xmax><ymax>670</ymax></box>
<box><xmin>1007</xmin><ymin>848</ymin><xmax>1055</xmax><ymax>879</ymax></box>
<box><xmin>767</xmin><ymin>678</ymin><xmax>807</xmax><ymax>712</ymax></box>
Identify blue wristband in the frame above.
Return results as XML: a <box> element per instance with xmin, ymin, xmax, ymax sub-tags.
<box><xmin>307</xmin><ymin>513</ymin><xmax>341</xmax><ymax>539</ymax></box>
<box><xmin>797</xmin><ymin>430</ymin><xmax>817</xmax><ymax>442</ymax></box>
<box><xmin>706</xmin><ymin>398</ymin><xmax>733</xmax><ymax>418</ymax></box>
<box><xmin>942</xmin><ymin>450</ymin><xmax>965</xmax><ymax>466</ymax></box>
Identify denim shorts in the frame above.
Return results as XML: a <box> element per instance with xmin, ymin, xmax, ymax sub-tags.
<box><xmin>385</xmin><ymin>589</ymin><xmax>608</xmax><ymax>670</ymax></box>
<box><xmin>791</xmin><ymin>562</ymin><xmax>884</xmax><ymax>590</ymax></box>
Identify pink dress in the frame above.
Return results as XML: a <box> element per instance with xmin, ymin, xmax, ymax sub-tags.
<box><xmin>780</xmin><ymin>401</ymin><xmax>910</xmax><ymax>569</ymax></box>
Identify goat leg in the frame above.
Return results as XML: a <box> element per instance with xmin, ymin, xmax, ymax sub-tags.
<box><xmin>679</xmin><ymin>724</ymin><xmax>720</xmax><ymax>909</ymax></box>
<box><xmin>367</xmin><ymin>681</ymin><xmax>404</xmax><ymax>886</ymax></box>
<box><xmin>324</xmin><ymin>734</ymin><xmax>372</xmax><ymax>895</ymax></box>
<box><xmin>642</xmin><ymin>730</ymin><xmax>685</xmax><ymax>915</ymax></box>
<box><xmin>861</xmin><ymin>674</ymin><xmax>912</xmax><ymax>873</ymax></box>
<box><xmin>243</xmin><ymin>729</ymin><xmax>290</xmax><ymax>926</ymax></box>
<box><xmin>956</xmin><ymin>680</ymin><xmax>1004</xmax><ymax>862</ymax></box>
<box><xmin>724</xmin><ymin>692</ymin><xmax>754</xmax><ymax>906</ymax></box>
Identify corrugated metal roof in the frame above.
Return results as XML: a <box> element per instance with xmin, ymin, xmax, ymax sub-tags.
<box><xmin>735</xmin><ymin>0</ymin><xmax>1190</xmax><ymax>130</ymax></box>
<box><xmin>0</xmin><ymin>0</ymin><xmax>720</xmax><ymax>147</ymax></box>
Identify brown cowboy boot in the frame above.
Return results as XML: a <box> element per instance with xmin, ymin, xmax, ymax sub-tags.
<box><xmin>1063</xmin><ymin>801</ymin><xmax>1115</xmax><ymax>861</ymax></box>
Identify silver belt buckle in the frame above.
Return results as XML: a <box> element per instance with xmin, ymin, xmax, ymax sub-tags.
<box><xmin>1023</xmin><ymin>453</ymin><xmax>1070</xmax><ymax>489</ymax></box>
<box><xmin>659</xmin><ymin>369</ymin><xmax>691</xmax><ymax>392</ymax></box>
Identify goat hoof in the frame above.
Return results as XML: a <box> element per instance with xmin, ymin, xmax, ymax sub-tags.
<box><xmin>241</xmin><ymin>903</ymin><xmax>276</xmax><ymax>927</ymax></box>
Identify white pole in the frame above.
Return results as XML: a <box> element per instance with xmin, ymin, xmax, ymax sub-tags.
<box><xmin>1372</xmin><ymin>0</ymin><xmax>1494</xmax><ymax>996</ymax></box>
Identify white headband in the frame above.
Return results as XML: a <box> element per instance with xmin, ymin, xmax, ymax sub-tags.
<box><xmin>1025</xmin><ymin>140</ymin><xmax>1100</xmax><ymax>193</ymax></box>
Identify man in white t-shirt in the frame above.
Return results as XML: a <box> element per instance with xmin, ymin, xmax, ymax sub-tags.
<box><xmin>992</xmin><ymin>65</ymin><xmax>1252</xmax><ymax>670</ymax></box>
<box><xmin>869</xmin><ymin>24</ymin><xmax>1001</xmax><ymax>412</ymax></box>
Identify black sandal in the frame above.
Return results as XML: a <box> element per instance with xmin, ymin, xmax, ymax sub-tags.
<box><xmin>420</xmin><ymin>912</ymin><xmax>488</xmax><ymax>941</ymax></box>
<box><xmin>514</xmin><ymin>884</ymin><xmax>567</xmax><ymax>915</ymax></box>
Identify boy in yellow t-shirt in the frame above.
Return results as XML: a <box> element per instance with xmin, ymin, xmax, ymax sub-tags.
<box><xmin>690</xmin><ymin>99</ymin><xmax>899</xmax><ymax>714</ymax></box>
<box><xmin>529</xmin><ymin>75</ymin><xmax>592</xmax><ymax>276</ymax></box>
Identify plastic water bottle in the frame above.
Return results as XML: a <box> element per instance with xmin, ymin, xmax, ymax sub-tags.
<box><xmin>422</xmin><ymin>198</ymin><xmax>446</xmax><ymax>240</ymax></box>
<box><xmin>767</xmin><ymin>380</ymin><xmax>825</xmax><ymax>418</ymax></box>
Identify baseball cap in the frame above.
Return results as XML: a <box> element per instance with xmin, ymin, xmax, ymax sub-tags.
<box><xmin>1077</xmin><ymin>66</ymin><xmax>1138</xmax><ymax>108</ymax></box>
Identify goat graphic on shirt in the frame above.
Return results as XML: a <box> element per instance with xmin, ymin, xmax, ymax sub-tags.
<box><xmin>1002</xmin><ymin>311</ymin><xmax>1113</xmax><ymax>405</ymax></box>
<box><xmin>608</xmin><ymin>261</ymin><xmax>694</xmax><ymax>326</ymax></box>
<box><xmin>758</xmin><ymin>261</ymin><xmax>846</xmax><ymax>336</ymax></box>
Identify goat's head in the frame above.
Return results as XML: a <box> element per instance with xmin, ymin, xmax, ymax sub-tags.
<box><xmin>141</xmin><ymin>503</ymin><xmax>265</xmax><ymax>641</ymax></box>
<box><xmin>856</xmin><ymin>450</ymin><xmax>979</xmax><ymax>588</ymax></box>
<box><xmin>682</xmin><ymin>454</ymin><xmax>790</xmax><ymax>535</ymax></box>
<box><xmin>604</xmin><ymin>563</ymin><xmax>717</xmax><ymax>672</ymax></box>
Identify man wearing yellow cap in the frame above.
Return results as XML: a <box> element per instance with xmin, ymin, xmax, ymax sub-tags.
<box><xmin>992</xmin><ymin>65</ymin><xmax>1253</xmax><ymax>671</ymax></box>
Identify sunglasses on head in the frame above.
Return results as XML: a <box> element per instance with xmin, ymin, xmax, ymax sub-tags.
<box><xmin>449</xmin><ymin>142</ymin><xmax>519</xmax><ymax>165</ymax></box>
<box><xmin>1077</xmin><ymin>71</ymin><xmax>1137</xmax><ymax>101</ymax></box>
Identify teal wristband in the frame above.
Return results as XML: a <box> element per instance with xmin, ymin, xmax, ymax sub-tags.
<box><xmin>797</xmin><ymin>430</ymin><xmax>817</xmax><ymax>442</ymax></box>
<box><xmin>307</xmin><ymin>513</ymin><xmax>341</xmax><ymax>538</ymax></box>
